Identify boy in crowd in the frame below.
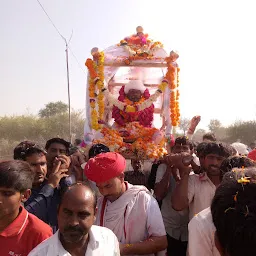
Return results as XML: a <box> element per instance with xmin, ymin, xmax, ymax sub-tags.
<box><xmin>0</xmin><ymin>160</ymin><xmax>52</xmax><ymax>255</ymax></box>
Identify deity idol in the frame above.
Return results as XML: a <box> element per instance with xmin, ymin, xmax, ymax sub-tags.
<box><xmin>122</xmin><ymin>26</ymin><xmax>149</xmax><ymax>46</ymax></box>
<box><xmin>112</xmin><ymin>80</ymin><xmax>154</xmax><ymax>128</ymax></box>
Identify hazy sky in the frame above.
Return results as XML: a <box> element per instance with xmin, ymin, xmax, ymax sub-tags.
<box><xmin>1</xmin><ymin>0</ymin><xmax>256</xmax><ymax>130</ymax></box>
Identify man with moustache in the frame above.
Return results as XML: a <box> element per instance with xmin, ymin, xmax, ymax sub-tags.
<box><xmin>14</xmin><ymin>141</ymin><xmax>69</xmax><ymax>233</ymax></box>
<box><xmin>171</xmin><ymin>142</ymin><xmax>233</xmax><ymax>220</ymax></box>
<box><xmin>28</xmin><ymin>183</ymin><xmax>120</xmax><ymax>256</ymax></box>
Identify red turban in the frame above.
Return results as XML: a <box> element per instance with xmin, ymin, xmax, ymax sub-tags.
<box><xmin>84</xmin><ymin>152</ymin><xmax>126</xmax><ymax>183</ymax></box>
<box><xmin>248</xmin><ymin>149</ymin><xmax>256</xmax><ymax>161</ymax></box>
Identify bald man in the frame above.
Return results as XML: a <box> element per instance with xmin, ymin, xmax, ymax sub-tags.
<box><xmin>29</xmin><ymin>184</ymin><xmax>120</xmax><ymax>256</ymax></box>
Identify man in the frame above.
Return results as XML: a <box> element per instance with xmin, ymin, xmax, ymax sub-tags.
<box><xmin>0</xmin><ymin>160</ymin><xmax>52</xmax><ymax>255</ymax></box>
<box><xmin>45</xmin><ymin>138</ymin><xmax>71</xmax><ymax>176</ymax></box>
<box><xmin>195</xmin><ymin>142</ymin><xmax>208</xmax><ymax>168</ymax></box>
<box><xmin>84</xmin><ymin>152</ymin><xmax>167</xmax><ymax>256</ymax></box>
<box><xmin>171</xmin><ymin>142</ymin><xmax>233</xmax><ymax>220</ymax></box>
<box><xmin>154</xmin><ymin>136</ymin><xmax>193</xmax><ymax>256</ymax></box>
<box><xmin>125</xmin><ymin>159</ymin><xmax>150</xmax><ymax>189</ymax></box>
<box><xmin>231</xmin><ymin>142</ymin><xmax>249</xmax><ymax>156</ymax></box>
<box><xmin>212</xmin><ymin>166</ymin><xmax>256</xmax><ymax>256</ymax></box>
<box><xmin>187</xmin><ymin>156</ymin><xmax>256</xmax><ymax>256</ymax></box>
<box><xmin>82</xmin><ymin>143</ymin><xmax>110</xmax><ymax>197</ymax></box>
<box><xmin>248</xmin><ymin>142</ymin><xmax>256</xmax><ymax>152</ymax></box>
<box><xmin>45</xmin><ymin>137</ymin><xmax>85</xmax><ymax>183</ymax></box>
<box><xmin>88</xmin><ymin>143</ymin><xmax>110</xmax><ymax>159</ymax></box>
<box><xmin>14</xmin><ymin>141</ymin><xmax>69</xmax><ymax>233</ymax></box>
<box><xmin>29</xmin><ymin>183</ymin><xmax>120</xmax><ymax>256</ymax></box>
<box><xmin>203</xmin><ymin>133</ymin><xmax>217</xmax><ymax>142</ymax></box>
<box><xmin>248</xmin><ymin>148</ymin><xmax>256</xmax><ymax>161</ymax></box>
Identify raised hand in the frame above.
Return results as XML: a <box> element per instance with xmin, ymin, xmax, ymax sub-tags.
<box><xmin>47</xmin><ymin>161</ymin><xmax>69</xmax><ymax>188</ymax></box>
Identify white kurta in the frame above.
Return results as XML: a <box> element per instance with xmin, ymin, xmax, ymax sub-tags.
<box><xmin>187</xmin><ymin>207</ymin><xmax>220</xmax><ymax>256</ymax></box>
<box><xmin>96</xmin><ymin>183</ymin><xmax>166</xmax><ymax>256</ymax></box>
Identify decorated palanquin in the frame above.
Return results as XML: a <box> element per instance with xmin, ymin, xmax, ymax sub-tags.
<box><xmin>84</xmin><ymin>26</ymin><xmax>180</xmax><ymax>160</ymax></box>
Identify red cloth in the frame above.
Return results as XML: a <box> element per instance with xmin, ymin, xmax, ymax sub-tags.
<box><xmin>84</xmin><ymin>152</ymin><xmax>126</xmax><ymax>183</ymax></box>
<box><xmin>0</xmin><ymin>206</ymin><xmax>52</xmax><ymax>255</ymax></box>
<box><xmin>248</xmin><ymin>149</ymin><xmax>256</xmax><ymax>161</ymax></box>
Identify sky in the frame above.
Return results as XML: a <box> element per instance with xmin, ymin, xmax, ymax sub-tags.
<box><xmin>1</xmin><ymin>0</ymin><xmax>256</xmax><ymax>130</ymax></box>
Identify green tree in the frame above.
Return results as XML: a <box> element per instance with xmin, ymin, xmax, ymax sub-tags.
<box><xmin>179</xmin><ymin>117</ymin><xmax>190</xmax><ymax>135</ymax></box>
<box><xmin>0</xmin><ymin>109</ymin><xmax>85</xmax><ymax>160</ymax></box>
<box><xmin>38</xmin><ymin>101</ymin><xmax>68</xmax><ymax>118</ymax></box>
<box><xmin>208</xmin><ymin>119</ymin><xmax>222</xmax><ymax>133</ymax></box>
<box><xmin>192</xmin><ymin>128</ymin><xmax>206</xmax><ymax>142</ymax></box>
<box><xmin>226</xmin><ymin>121</ymin><xmax>256</xmax><ymax>144</ymax></box>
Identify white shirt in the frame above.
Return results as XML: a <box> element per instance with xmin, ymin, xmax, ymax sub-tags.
<box><xmin>187</xmin><ymin>207</ymin><xmax>220</xmax><ymax>256</ymax></box>
<box><xmin>155</xmin><ymin>164</ymin><xmax>189</xmax><ymax>241</ymax></box>
<box><xmin>188</xmin><ymin>173</ymin><xmax>216</xmax><ymax>220</ymax></box>
<box><xmin>28</xmin><ymin>225</ymin><xmax>120</xmax><ymax>256</ymax></box>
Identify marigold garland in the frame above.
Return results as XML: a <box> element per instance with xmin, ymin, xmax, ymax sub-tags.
<box><xmin>166</xmin><ymin>60</ymin><xmax>180</xmax><ymax>126</ymax></box>
<box><xmin>176</xmin><ymin>68</ymin><xmax>181</xmax><ymax>124</ymax></box>
<box><xmin>92</xmin><ymin>123</ymin><xmax>167</xmax><ymax>160</ymax></box>
<box><xmin>97</xmin><ymin>52</ymin><xmax>105</xmax><ymax>121</ymax></box>
<box><xmin>85</xmin><ymin>52</ymin><xmax>105</xmax><ymax>131</ymax></box>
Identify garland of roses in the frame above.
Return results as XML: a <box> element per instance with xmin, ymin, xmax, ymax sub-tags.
<box><xmin>165</xmin><ymin>59</ymin><xmax>180</xmax><ymax>126</ymax></box>
<box><xmin>85</xmin><ymin>52</ymin><xmax>105</xmax><ymax>130</ymax></box>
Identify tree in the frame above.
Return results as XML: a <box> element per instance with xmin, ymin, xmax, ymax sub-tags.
<box><xmin>226</xmin><ymin>121</ymin><xmax>256</xmax><ymax>144</ymax></box>
<box><xmin>0</xmin><ymin>110</ymin><xmax>85</xmax><ymax>160</ymax></box>
<box><xmin>179</xmin><ymin>117</ymin><xmax>190</xmax><ymax>135</ymax></box>
<box><xmin>38</xmin><ymin>101</ymin><xmax>68</xmax><ymax>118</ymax></box>
<box><xmin>192</xmin><ymin>128</ymin><xmax>206</xmax><ymax>142</ymax></box>
<box><xmin>208</xmin><ymin>119</ymin><xmax>222</xmax><ymax>133</ymax></box>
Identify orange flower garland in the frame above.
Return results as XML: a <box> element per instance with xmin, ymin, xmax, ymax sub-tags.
<box><xmin>97</xmin><ymin>52</ymin><xmax>105</xmax><ymax>122</ymax></box>
<box><xmin>85</xmin><ymin>58</ymin><xmax>99</xmax><ymax>130</ymax></box>
<box><xmin>93</xmin><ymin>127</ymin><xmax>123</xmax><ymax>152</ymax></box>
<box><xmin>166</xmin><ymin>60</ymin><xmax>180</xmax><ymax>126</ymax></box>
<box><xmin>176</xmin><ymin>68</ymin><xmax>180</xmax><ymax>124</ymax></box>
<box><xmin>85</xmin><ymin>52</ymin><xmax>105</xmax><ymax>131</ymax></box>
<box><xmin>92</xmin><ymin>122</ymin><xmax>167</xmax><ymax>159</ymax></box>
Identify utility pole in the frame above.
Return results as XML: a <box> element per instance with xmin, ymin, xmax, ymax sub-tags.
<box><xmin>36</xmin><ymin>1</ymin><xmax>75</xmax><ymax>143</ymax></box>
<box><xmin>65</xmin><ymin>39</ymin><xmax>72</xmax><ymax>143</ymax></box>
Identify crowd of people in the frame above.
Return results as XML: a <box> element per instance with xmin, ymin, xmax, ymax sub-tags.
<box><xmin>0</xmin><ymin>133</ymin><xmax>256</xmax><ymax>256</ymax></box>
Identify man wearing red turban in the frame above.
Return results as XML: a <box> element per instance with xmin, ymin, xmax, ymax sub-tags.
<box><xmin>84</xmin><ymin>152</ymin><xmax>167</xmax><ymax>256</ymax></box>
<box><xmin>248</xmin><ymin>149</ymin><xmax>256</xmax><ymax>161</ymax></box>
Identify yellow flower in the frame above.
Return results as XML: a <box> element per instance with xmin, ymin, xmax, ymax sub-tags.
<box><xmin>126</xmin><ymin>105</ymin><xmax>136</xmax><ymax>113</ymax></box>
<box><xmin>158</xmin><ymin>82</ymin><xmax>168</xmax><ymax>92</ymax></box>
<box><xmin>237</xmin><ymin>176</ymin><xmax>250</xmax><ymax>184</ymax></box>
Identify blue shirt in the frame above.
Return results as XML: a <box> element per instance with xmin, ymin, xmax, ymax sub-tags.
<box><xmin>24</xmin><ymin>177</ymin><xmax>74</xmax><ymax>233</ymax></box>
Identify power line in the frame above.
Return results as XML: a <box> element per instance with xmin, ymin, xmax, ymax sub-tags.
<box><xmin>36</xmin><ymin>0</ymin><xmax>87</xmax><ymax>75</ymax></box>
<box><xmin>68</xmin><ymin>47</ymin><xmax>87</xmax><ymax>75</ymax></box>
<box><xmin>36</xmin><ymin>0</ymin><xmax>65</xmax><ymax>41</ymax></box>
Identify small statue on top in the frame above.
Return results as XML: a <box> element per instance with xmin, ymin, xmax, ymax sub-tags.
<box><xmin>121</xmin><ymin>26</ymin><xmax>149</xmax><ymax>46</ymax></box>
